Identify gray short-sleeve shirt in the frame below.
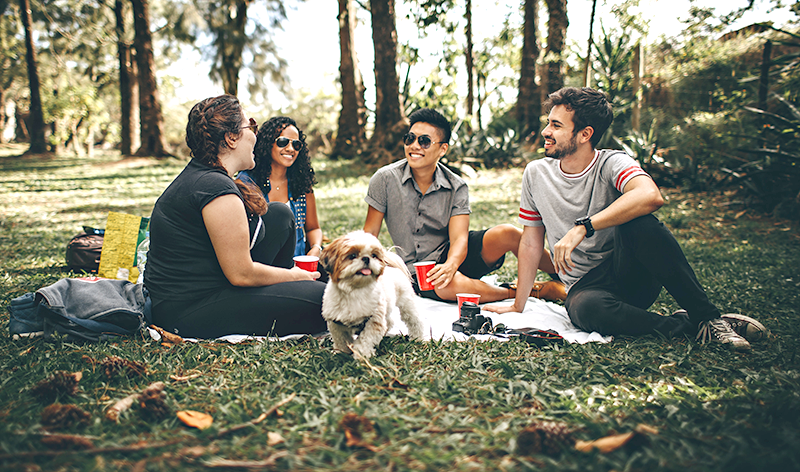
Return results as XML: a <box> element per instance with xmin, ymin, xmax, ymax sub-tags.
<box><xmin>366</xmin><ymin>159</ymin><xmax>470</xmax><ymax>272</ymax></box>
<box><xmin>518</xmin><ymin>149</ymin><xmax>650</xmax><ymax>291</ymax></box>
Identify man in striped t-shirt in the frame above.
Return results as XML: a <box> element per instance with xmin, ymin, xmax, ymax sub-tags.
<box><xmin>487</xmin><ymin>87</ymin><xmax>765</xmax><ymax>351</ymax></box>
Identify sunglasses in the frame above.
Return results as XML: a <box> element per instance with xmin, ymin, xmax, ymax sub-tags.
<box><xmin>275</xmin><ymin>136</ymin><xmax>303</xmax><ymax>151</ymax></box>
<box><xmin>241</xmin><ymin>118</ymin><xmax>258</xmax><ymax>134</ymax></box>
<box><xmin>403</xmin><ymin>132</ymin><xmax>446</xmax><ymax>150</ymax></box>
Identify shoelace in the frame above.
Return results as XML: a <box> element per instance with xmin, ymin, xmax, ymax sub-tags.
<box><xmin>696</xmin><ymin>318</ymin><xmax>742</xmax><ymax>344</ymax></box>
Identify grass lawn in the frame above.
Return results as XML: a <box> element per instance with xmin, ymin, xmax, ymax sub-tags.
<box><xmin>1</xmin><ymin>144</ymin><xmax>799</xmax><ymax>471</ymax></box>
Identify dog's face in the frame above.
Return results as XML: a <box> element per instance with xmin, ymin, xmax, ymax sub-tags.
<box><xmin>321</xmin><ymin>231</ymin><xmax>389</xmax><ymax>286</ymax></box>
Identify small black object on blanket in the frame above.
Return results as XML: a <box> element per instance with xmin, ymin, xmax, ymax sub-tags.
<box><xmin>508</xmin><ymin>328</ymin><xmax>565</xmax><ymax>347</ymax></box>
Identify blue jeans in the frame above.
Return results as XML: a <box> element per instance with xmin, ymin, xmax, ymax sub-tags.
<box><xmin>565</xmin><ymin>214</ymin><xmax>720</xmax><ymax>337</ymax></box>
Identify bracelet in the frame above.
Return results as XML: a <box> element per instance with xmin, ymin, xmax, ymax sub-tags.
<box><xmin>311</xmin><ymin>244</ymin><xmax>322</xmax><ymax>251</ymax></box>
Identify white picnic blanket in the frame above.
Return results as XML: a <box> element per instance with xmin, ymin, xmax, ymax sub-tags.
<box><xmin>147</xmin><ymin>296</ymin><xmax>611</xmax><ymax>345</ymax></box>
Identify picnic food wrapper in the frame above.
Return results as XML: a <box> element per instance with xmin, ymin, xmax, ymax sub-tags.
<box><xmin>98</xmin><ymin>212</ymin><xmax>149</xmax><ymax>282</ymax></box>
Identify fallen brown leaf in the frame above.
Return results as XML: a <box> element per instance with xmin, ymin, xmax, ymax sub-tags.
<box><xmin>267</xmin><ymin>431</ymin><xmax>285</xmax><ymax>446</ymax></box>
<box><xmin>575</xmin><ymin>431</ymin><xmax>634</xmax><ymax>453</ymax></box>
<box><xmin>575</xmin><ymin>424</ymin><xmax>658</xmax><ymax>453</ymax></box>
<box><xmin>149</xmin><ymin>325</ymin><xmax>184</xmax><ymax>345</ymax></box>
<box><xmin>177</xmin><ymin>410</ymin><xmax>213</xmax><ymax>430</ymax></box>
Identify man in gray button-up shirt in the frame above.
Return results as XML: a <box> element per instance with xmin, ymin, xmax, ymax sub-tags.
<box><xmin>364</xmin><ymin>108</ymin><xmax>559</xmax><ymax>304</ymax></box>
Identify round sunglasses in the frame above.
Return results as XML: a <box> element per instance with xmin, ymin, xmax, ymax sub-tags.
<box><xmin>241</xmin><ymin>118</ymin><xmax>258</xmax><ymax>134</ymax></box>
<box><xmin>275</xmin><ymin>136</ymin><xmax>303</xmax><ymax>151</ymax></box>
<box><xmin>403</xmin><ymin>132</ymin><xmax>446</xmax><ymax>150</ymax></box>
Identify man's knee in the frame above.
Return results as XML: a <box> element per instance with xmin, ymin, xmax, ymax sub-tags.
<box><xmin>484</xmin><ymin>224</ymin><xmax>521</xmax><ymax>251</ymax></box>
<box><xmin>566</xmin><ymin>290</ymin><xmax>620</xmax><ymax>333</ymax></box>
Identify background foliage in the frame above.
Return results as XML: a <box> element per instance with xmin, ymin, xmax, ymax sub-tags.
<box><xmin>0</xmin><ymin>147</ymin><xmax>799</xmax><ymax>470</ymax></box>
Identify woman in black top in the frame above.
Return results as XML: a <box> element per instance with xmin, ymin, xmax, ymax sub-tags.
<box><xmin>144</xmin><ymin>95</ymin><xmax>327</xmax><ymax>338</ymax></box>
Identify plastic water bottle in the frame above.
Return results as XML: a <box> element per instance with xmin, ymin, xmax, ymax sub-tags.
<box><xmin>136</xmin><ymin>232</ymin><xmax>150</xmax><ymax>284</ymax></box>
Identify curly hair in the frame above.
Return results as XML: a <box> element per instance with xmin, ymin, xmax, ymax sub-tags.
<box><xmin>186</xmin><ymin>95</ymin><xmax>266</xmax><ymax>215</ymax></box>
<box><xmin>250</xmin><ymin>116</ymin><xmax>317</xmax><ymax>197</ymax></box>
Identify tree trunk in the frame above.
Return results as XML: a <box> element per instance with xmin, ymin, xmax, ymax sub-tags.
<box><xmin>758</xmin><ymin>40</ymin><xmax>772</xmax><ymax>148</ymax></box>
<box><xmin>543</xmin><ymin>0</ymin><xmax>568</xmax><ymax>98</ymax></box>
<box><xmin>366</xmin><ymin>0</ymin><xmax>405</xmax><ymax>167</ymax></box>
<box><xmin>331</xmin><ymin>0</ymin><xmax>366</xmax><ymax>160</ymax></box>
<box><xmin>217</xmin><ymin>0</ymin><xmax>248</xmax><ymax>96</ymax></box>
<box><xmin>631</xmin><ymin>42</ymin><xmax>642</xmax><ymax>133</ymax></box>
<box><xmin>464</xmin><ymin>0</ymin><xmax>474</xmax><ymax>132</ymax></box>
<box><xmin>131</xmin><ymin>0</ymin><xmax>170</xmax><ymax>157</ymax></box>
<box><xmin>582</xmin><ymin>0</ymin><xmax>597</xmax><ymax>87</ymax></box>
<box><xmin>19</xmin><ymin>0</ymin><xmax>48</xmax><ymax>154</ymax></box>
<box><xmin>517</xmin><ymin>0</ymin><xmax>541</xmax><ymax>143</ymax></box>
<box><xmin>115</xmin><ymin>0</ymin><xmax>139</xmax><ymax>156</ymax></box>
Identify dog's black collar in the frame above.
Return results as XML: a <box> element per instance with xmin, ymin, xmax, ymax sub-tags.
<box><xmin>332</xmin><ymin>318</ymin><xmax>368</xmax><ymax>334</ymax></box>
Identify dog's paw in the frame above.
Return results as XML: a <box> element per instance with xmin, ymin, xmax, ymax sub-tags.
<box><xmin>352</xmin><ymin>345</ymin><xmax>376</xmax><ymax>359</ymax></box>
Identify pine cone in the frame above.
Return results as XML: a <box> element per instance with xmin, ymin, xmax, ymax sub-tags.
<box><xmin>138</xmin><ymin>389</ymin><xmax>170</xmax><ymax>420</ymax></box>
<box><xmin>102</xmin><ymin>356</ymin><xmax>146</xmax><ymax>378</ymax></box>
<box><xmin>518</xmin><ymin>421</ymin><xmax>574</xmax><ymax>456</ymax></box>
<box><xmin>30</xmin><ymin>371</ymin><xmax>82</xmax><ymax>402</ymax></box>
<box><xmin>41</xmin><ymin>404</ymin><xmax>91</xmax><ymax>429</ymax></box>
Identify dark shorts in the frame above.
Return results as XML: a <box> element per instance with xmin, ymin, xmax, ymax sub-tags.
<box><xmin>413</xmin><ymin>229</ymin><xmax>505</xmax><ymax>301</ymax></box>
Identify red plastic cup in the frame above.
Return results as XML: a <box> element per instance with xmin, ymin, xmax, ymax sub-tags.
<box><xmin>457</xmin><ymin>293</ymin><xmax>481</xmax><ymax>312</ymax></box>
<box><xmin>413</xmin><ymin>261</ymin><xmax>436</xmax><ymax>291</ymax></box>
<box><xmin>293</xmin><ymin>255</ymin><xmax>319</xmax><ymax>272</ymax></box>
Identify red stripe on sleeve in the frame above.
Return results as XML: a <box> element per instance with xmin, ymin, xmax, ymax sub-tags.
<box><xmin>615</xmin><ymin>166</ymin><xmax>644</xmax><ymax>191</ymax></box>
<box><xmin>519</xmin><ymin>208</ymin><xmax>541</xmax><ymax>221</ymax></box>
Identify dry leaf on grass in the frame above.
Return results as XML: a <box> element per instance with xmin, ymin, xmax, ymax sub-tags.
<box><xmin>149</xmin><ymin>324</ymin><xmax>184</xmax><ymax>345</ymax></box>
<box><xmin>177</xmin><ymin>410</ymin><xmax>214</xmax><ymax>430</ymax></box>
<box><xmin>266</xmin><ymin>431</ymin><xmax>284</xmax><ymax>446</ymax></box>
<box><xmin>340</xmin><ymin>413</ymin><xmax>379</xmax><ymax>451</ymax></box>
<box><xmin>575</xmin><ymin>424</ymin><xmax>658</xmax><ymax>453</ymax></box>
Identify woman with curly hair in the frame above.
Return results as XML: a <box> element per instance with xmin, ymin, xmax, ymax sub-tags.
<box><xmin>144</xmin><ymin>95</ymin><xmax>327</xmax><ymax>339</ymax></box>
<box><xmin>238</xmin><ymin>116</ymin><xmax>324</xmax><ymax>260</ymax></box>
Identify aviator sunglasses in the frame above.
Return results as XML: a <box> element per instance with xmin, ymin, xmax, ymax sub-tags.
<box><xmin>402</xmin><ymin>132</ymin><xmax>446</xmax><ymax>150</ymax></box>
<box><xmin>275</xmin><ymin>136</ymin><xmax>303</xmax><ymax>151</ymax></box>
<box><xmin>241</xmin><ymin>118</ymin><xmax>258</xmax><ymax>134</ymax></box>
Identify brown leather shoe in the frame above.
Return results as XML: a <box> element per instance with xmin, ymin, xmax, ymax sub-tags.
<box><xmin>530</xmin><ymin>281</ymin><xmax>567</xmax><ymax>301</ymax></box>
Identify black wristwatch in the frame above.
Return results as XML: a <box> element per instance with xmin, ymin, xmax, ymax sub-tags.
<box><xmin>575</xmin><ymin>216</ymin><xmax>595</xmax><ymax>238</ymax></box>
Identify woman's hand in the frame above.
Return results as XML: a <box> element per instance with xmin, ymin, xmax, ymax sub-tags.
<box><xmin>289</xmin><ymin>266</ymin><xmax>320</xmax><ymax>281</ymax></box>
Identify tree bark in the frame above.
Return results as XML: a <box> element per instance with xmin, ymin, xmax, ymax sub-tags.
<box><xmin>331</xmin><ymin>0</ymin><xmax>366</xmax><ymax>160</ymax></box>
<box><xmin>19</xmin><ymin>0</ymin><xmax>48</xmax><ymax>153</ymax></box>
<box><xmin>582</xmin><ymin>0</ymin><xmax>597</xmax><ymax>87</ymax></box>
<box><xmin>464</xmin><ymin>0</ymin><xmax>474</xmax><ymax>132</ymax></box>
<box><xmin>131</xmin><ymin>0</ymin><xmax>170</xmax><ymax>157</ymax></box>
<box><xmin>115</xmin><ymin>0</ymin><xmax>139</xmax><ymax>156</ymax></box>
<box><xmin>517</xmin><ymin>0</ymin><xmax>541</xmax><ymax>143</ymax></box>
<box><xmin>216</xmin><ymin>0</ymin><xmax>248</xmax><ymax>96</ymax></box>
<box><xmin>543</xmin><ymin>0</ymin><xmax>568</xmax><ymax>98</ymax></box>
<box><xmin>366</xmin><ymin>0</ymin><xmax>405</xmax><ymax>167</ymax></box>
<box><xmin>631</xmin><ymin>42</ymin><xmax>642</xmax><ymax>133</ymax></box>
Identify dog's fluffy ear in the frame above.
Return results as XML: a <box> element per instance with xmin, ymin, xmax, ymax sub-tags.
<box><xmin>319</xmin><ymin>238</ymin><xmax>343</xmax><ymax>282</ymax></box>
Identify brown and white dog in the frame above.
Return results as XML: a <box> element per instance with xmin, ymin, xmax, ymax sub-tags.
<box><xmin>319</xmin><ymin>231</ymin><xmax>425</xmax><ymax>358</ymax></box>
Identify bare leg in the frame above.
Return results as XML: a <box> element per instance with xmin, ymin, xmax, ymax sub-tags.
<box><xmin>481</xmin><ymin>224</ymin><xmax>555</xmax><ymax>274</ymax></box>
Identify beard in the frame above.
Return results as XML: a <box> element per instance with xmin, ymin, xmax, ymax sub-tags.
<box><xmin>544</xmin><ymin>133</ymin><xmax>579</xmax><ymax>159</ymax></box>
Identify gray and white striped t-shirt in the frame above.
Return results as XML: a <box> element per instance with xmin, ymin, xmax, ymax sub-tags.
<box><xmin>518</xmin><ymin>149</ymin><xmax>650</xmax><ymax>290</ymax></box>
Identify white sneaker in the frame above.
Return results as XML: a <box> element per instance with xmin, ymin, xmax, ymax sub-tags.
<box><xmin>696</xmin><ymin>318</ymin><xmax>751</xmax><ymax>352</ymax></box>
<box><xmin>721</xmin><ymin>314</ymin><xmax>767</xmax><ymax>343</ymax></box>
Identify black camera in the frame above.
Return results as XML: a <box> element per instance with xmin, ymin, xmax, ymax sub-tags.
<box><xmin>452</xmin><ymin>301</ymin><xmax>492</xmax><ymax>335</ymax></box>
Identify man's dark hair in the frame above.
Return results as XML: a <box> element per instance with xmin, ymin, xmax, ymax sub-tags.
<box><xmin>545</xmin><ymin>87</ymin><xmax>613</xmax><ymax>147</ymax></box>
<box><xmin>408</xmin><ymin>108</ymin><xmax>451</xmax><ymax>144</ymax></box>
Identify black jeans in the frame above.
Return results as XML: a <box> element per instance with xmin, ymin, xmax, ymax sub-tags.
<box><xmin>153</xmin><ymin>203</ymin><xmax>327</xmax><ymax>338</ymax></box>
<box><xmin>565</xmin><ymin>214</ymin><xmax>720</xmax><ymax>337</ymax></box>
